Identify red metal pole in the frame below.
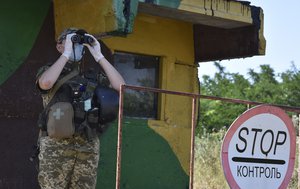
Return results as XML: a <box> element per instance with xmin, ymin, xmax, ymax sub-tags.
<box><xmin>115</xmin><ymin>85</ymin><xmax>124</xmax><ymax>189</ymax></box>
<box><xmin>298</xmin><ymin>114</ymin><xmax>300</xmax><ymax>188</ymax></box>
<box><xmin>123</xmin><ymin>84</ymin><xmax>300</xmax><ymax>114</ymax></box>
<box><xmin>189</xmin><ymin>97</ymin><xmax>197</xmax><ymax>189</ymax></box>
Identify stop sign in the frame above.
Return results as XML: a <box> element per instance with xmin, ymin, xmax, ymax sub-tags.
<box><xmin>221</xmin><ymin>105</ymin><xmax>296</xmax><ymax>189</ymax></box>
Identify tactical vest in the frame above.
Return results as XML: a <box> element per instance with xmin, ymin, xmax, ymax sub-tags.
<box><xmin>37</xmin><ymin>62</ymin><xmax>112</xmax><ymax>139</ymax></box>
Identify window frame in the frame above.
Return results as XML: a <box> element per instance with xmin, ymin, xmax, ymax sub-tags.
<box><xmin>113</xmin><ymin>51</ymin><xmax>161</xmax><ymax>119</ymax></box>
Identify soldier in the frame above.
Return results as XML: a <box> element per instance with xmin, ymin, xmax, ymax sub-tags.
<box><xmin>36</xmin><ymin>28</ymin><xmax>125</xmax><ymax>189</ymax></box>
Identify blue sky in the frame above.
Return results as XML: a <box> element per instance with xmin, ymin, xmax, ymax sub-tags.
<box><xmin>198</xmin><ymin>0</ymin><xmax>300</xmax><ymax>80</ymax></box>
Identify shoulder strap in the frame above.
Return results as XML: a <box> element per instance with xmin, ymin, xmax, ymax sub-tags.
<box><xmin>47</xmin><ymin>69</ymin><xmax>79</xmax><ymax>103</ymax></box>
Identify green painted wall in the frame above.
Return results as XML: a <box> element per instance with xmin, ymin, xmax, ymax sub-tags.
<box><xmin>97</xmin><ymin>118</ymin><xmax>189</xmax><ymax>188</ymax></box>
<box><xmin>0</xmin><ymin>0</ymin><xmax>50</xmax><ymax>85</ymax></box>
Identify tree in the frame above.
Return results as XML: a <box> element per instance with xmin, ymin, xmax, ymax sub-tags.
<box><xmin>247</xmin><ymin>65</ymin><xmax>284</xmax><ymax>104</ymax></box>
<box><xmin>280</xmin><ymin>62</ymin><xmax>300</xmax><ymax>107</ymax></box>
<box><xmin>199</xmin><ymin>62</ymin><xmax>250</xmax><ymax>134</ymax></box>
<box><xmin>198</xmin><ymin>62</ymin><xmax>300</xmax><ymax>135</ymax></box>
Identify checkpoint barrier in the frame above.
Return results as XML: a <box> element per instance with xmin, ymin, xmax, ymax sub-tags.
<box><xmin>114</xmin><ymin>84</ymin><xmax>300</xmax><ymax>189</ymax></box>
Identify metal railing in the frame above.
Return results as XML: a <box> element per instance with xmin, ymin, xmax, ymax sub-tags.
<box><xmin>115</xmin><ymin>84</ymin><xmax>300</xmax><ymax>189</ymax></box>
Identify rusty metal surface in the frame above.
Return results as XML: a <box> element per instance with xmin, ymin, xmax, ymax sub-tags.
<box><xmin>115</xmin><ymin>85</ymin><xmax>124</xmax><ymax>189</ymax></box>
<box><xmin>189</xmin><ymin>97</ymin><xmax>197</xmax><ymax>189</ymax></box>
<box><xmin>199</xmin><ymin>94</ymin><xmax>300</xmax><ymax>114</ymax></box>
<box><xmin>123</xmin><ymin>84</ymin><xmax>300</xmax><ymax>113</ymax></box>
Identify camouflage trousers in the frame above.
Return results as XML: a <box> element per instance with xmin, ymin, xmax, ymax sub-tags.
<box><xmin>38</xmin><ymin>134</ymin><xmax>100</xmax><ymax>189</ymax></box>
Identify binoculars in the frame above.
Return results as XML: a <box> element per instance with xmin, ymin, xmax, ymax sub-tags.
<box><xmin>71</xmin><ymin>32</ymin><xmax>94</xmax><ymax>45</ymax></box>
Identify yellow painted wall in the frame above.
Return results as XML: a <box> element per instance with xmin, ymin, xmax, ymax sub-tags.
<box><xmin>102</xmin><ymin>13</ymin><xmax>198</xmax><ymax>174</ymax></box>
<box><xmin>53</xmin><ymin>0</ymin><xmax>118</xmax><ymax>37</ymax></box>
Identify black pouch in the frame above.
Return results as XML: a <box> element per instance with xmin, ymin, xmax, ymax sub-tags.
<box><xmin>73</xmin><ymin>100</ymin><xmax>86</xmax><ymax>124</ymax></box>
<box><xmin>87</xmin><ymin>108</ymin><xmax>99</xmax><ymax>128</ymax></box>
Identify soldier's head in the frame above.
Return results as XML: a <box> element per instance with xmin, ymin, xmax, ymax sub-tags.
<box><xmin>56</xmin><ymin>28</ymin><xmax>85</xmax><ymax>62</ymax></box>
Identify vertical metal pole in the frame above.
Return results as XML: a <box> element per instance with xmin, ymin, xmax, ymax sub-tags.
<box><xmin>298</xmin><ymin>114</ymin><xmax>300</xmax><ymax>189</ymax></box>
<box><xmin>115</xmin><ymin>85</ymin><xmax>124</xmax><ymax>189</ymax></box>
<box><xmin>189</xmin><ymin>97</ymin><xmax>197</xmax><ymax>189</ymax></box>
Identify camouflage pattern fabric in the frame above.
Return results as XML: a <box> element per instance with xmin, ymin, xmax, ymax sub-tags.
<box><xmin>38</xmin><ymin>134</ymin><xmax>100</xmax><ymax>189</ymax></box>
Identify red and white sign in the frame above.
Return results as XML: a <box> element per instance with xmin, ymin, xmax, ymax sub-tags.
<box><xmin>221</xmin><ymin>105</ymin><xmax>296</xmax><ymax>189</ymax></box>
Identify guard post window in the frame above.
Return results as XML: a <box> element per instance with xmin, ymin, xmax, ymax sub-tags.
<box><xmin>113</xmin><ymin>52</ymin><xmax>159</xmax><ymax>119</ymax></box>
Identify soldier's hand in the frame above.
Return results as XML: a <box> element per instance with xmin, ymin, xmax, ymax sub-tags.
<box><xmin>83</xmin><ymin>34</ymin><xmax>104</xmax><ymax>62</ymax></box>
<box><xmin>62</xmin><ymin>33</ymin><xmax>75</xmax><ymax>60</ymax></box>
